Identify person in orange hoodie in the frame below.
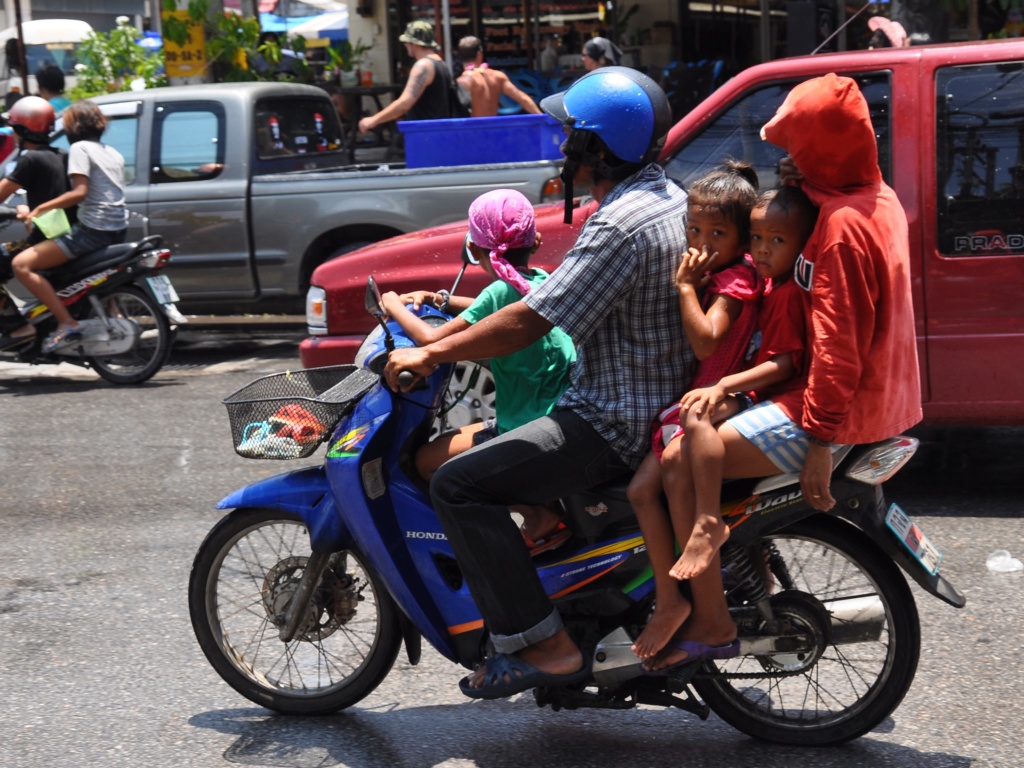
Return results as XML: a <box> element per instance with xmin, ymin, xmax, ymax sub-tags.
<box><xmin>642</xmin><ymin>73</ymin><xmax>922</xmax><ymax>673</ymax></box>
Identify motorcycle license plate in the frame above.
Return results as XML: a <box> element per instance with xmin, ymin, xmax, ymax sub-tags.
<box><xmin>147</xmin><ymin>275</ymin><xmax>180</xmax><ymax>304</ymax></box>
<box><xmin>885</xmin><ymin>503</ymin><xmax>942</xmax><ymax>576</ymax></box>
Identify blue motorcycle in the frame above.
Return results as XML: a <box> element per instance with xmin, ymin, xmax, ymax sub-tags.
<box><xmin>189</xmin><ymin>248</ymin><xmax>964</xmax><ymax>746</ymax></box>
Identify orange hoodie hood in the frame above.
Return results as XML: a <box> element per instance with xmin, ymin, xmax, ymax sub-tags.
<box><xmin>761</xmin><ymin>73</ymin><xmax>881</xmax><ymax>202</ymax></box>
<box><xmin>759</xmin><ymin>74</ymin><xmax>922</xmax><ymax>445</ymax></box>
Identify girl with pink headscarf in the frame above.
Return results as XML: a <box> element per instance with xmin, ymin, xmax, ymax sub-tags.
<box><xmin>381</xmin><ymin>189</ymin><xmax>577</xmax><ymax>555</ymax></box>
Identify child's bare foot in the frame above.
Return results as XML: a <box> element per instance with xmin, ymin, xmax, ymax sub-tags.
<box><xmin>631</xmin><ymin>594</ymin><xmax>691</xmax><ymax>660</ymax></box>
<box><xmin>670</xmin><ymin>517</ymin><xmax>730</xmax><ymax>581</ymax></box>
<box><xmin>642</xmin><ymin>629</ymin><xmax>738</xmax><ymax>672</ymax></box>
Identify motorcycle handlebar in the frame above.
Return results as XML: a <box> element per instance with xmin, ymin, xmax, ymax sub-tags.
<box><xmin>397</xmin><ymin>371</ymin><xmax>416</xmax><ymax>389</ymax></box>
<box><xmin>0</xmin><ymin>205</ymin><xmax>19</xmax><ymax>223</ymax></box>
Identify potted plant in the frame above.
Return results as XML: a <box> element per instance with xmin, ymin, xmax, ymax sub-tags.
<box><xmin>329</xmin><ymin>38</ymin><xmax>372</xmax><ymax>87</ymax></box>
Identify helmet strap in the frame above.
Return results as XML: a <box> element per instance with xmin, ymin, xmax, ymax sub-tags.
<box><xmin>560</xmin><ymin>156</ymin><xmax>577</xmax><ymax>225</ymax></box>
<box><xmin>559</xmin><ymin>129</ymin><xmax>619</xmax><ymax>224</ymax></box>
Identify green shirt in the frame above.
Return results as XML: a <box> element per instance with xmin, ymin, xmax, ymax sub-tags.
<box><xmin>460</xmin><ymin>269</ymin><xmax>575</xmax><ymax>433</ymax></box>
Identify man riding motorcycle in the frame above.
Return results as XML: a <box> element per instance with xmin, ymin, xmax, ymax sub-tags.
<box><xmin>384</xmin><ymin>67</ymin><xmax>693</xmax><ymax>699</ymax></box>
<box><xmin>0</xmin><ymin>95</ymin><xmax>74</xmax><ymax>350</ymax></box>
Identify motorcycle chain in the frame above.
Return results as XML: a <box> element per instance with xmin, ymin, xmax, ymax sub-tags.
<box><xmin>695</xmin><ymin>666</ymin><xmax>809</xmax><ymax>681</ymax></box>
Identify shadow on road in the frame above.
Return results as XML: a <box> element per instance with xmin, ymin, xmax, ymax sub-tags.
<box><xmin>189</xmin><ymin>704</ymin><xmax>970</xmax><ymax>768</ymax></box>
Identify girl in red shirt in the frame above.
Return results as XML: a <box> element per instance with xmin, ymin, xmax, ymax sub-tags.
<box><xmin>629</xmin><ymin>162</ymin><xmax>764</xmax><ymax>660</ymax></box>
<box><xmin>633</xmin><ymin>185</ymin><xmax>818</xmax><ymax>668</ymax></box>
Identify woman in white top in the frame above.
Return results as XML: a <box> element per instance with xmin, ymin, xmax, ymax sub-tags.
<box><xmin>11</xmin><ymin>99</ymin><xmax>127</xmax><ymax>352</ymax></box>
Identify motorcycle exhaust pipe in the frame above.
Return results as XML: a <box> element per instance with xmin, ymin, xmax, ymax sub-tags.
<box><xmin>820</xmin><ymin>595</ymin><xmax>886</xmax><ymax>644</ymax></box>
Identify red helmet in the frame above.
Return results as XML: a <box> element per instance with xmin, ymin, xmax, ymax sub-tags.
<box><xmin>7</xmin><ymin>95</ymin><xmax>56</xmax><ymax>144</ymax></box>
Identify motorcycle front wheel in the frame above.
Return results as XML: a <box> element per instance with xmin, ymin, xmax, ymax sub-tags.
<box><xmin>189</xmin><ymin>507</ymin><xmax>402</xmax><ymax>715</ymax></box>
<box><xmin>87</xmin><ymin>286</ymin><xmax>172</xmax><ymax>385</ymax></box>
<box><xmin>694</xmin><ymin>516</ymin><xmax>921</xmax><ymax>746</ymax></box>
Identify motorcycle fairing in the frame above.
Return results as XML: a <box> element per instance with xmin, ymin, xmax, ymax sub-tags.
<box><xmin>323</xmin><ymin>369</ymin><xmax>660</xmax><ymax>664</ymax></box>
<box><xmin>537</xmin><ymin>535</ymin><xmax>651</xmax><ymax>600</ymax></box>
<box><xmin>326</xmin><ymin>376</ymin><xmax>467</xmax><ymax>660</ymax></box>
<box><xmin>215</xmin><ymin>465</ymin><xmax>349</xmax><ymax>553</ymax></box>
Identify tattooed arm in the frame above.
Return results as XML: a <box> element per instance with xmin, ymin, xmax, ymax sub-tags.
<box><xmin>359</xmin><ymin>57</ymin><xmax>436</xmax><ymax>133</ymax></box>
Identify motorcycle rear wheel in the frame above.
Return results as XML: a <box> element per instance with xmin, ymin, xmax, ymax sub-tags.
<box><xmin>694</xmin><ymin>516</ymin><xmax>920</xmax><ymax>746</ymax></box>
<box><xmin>189</xmin><ymin>507</ymin><xmax>402</xmax><ymax>715</ymax></box>
<box><xmin>87</xmin><ymin>286</ymin><xmax>172</xmax><ymax>385</ymax></box>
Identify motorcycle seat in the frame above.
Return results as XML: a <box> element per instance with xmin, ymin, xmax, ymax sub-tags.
<box><xmin>46</xmin><ymin>235</ymin><xmax>165</xmax><ymax>282</ymax></box>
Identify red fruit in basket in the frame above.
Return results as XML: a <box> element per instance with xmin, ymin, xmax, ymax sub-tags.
<box><xmin>269</xmin><ymin>404</ymin><xmax>327</xmax><ymax>445</ymax></box>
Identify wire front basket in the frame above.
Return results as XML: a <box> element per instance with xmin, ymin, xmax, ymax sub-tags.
<box><xmin>223</xmin><ymin>365</ymin><xmax>377</xmax><ymax>459</ymax></box>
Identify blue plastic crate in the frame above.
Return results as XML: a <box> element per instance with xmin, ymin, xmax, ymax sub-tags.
<box><xmin>398</xmin><ymin>113</ymin><xmax>564</xmax><ymax>168</ymax></box>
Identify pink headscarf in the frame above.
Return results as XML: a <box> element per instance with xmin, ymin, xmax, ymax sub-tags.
<box><xmin>467</xmin><ymin>188</ymin><xmax>537</xmax><ymax>296</ymax></box>
<box><xmin>867</xmin><ymin>16</ymin><xmax>908</xmax><ymax>48</ymax></box>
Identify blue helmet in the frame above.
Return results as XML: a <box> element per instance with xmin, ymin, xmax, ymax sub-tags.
<box><xmin>541</xmin><ymin>67</ymin><xmax>671</xmax><ymax>222</ymax></box>
<box><xmin>540</xmin><ymin>66</ymin><xmax>672</xmax><ymax>165</ymax></box>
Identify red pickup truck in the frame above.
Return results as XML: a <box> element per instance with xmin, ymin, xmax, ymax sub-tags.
<box><xmin>301</xmin><ymin>39</ymin><xmax>1024</xmax><ymax>426</ymax></box>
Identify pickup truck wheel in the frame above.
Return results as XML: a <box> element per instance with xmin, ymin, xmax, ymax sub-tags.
<box><xmin>433</xmin><ymin>360</ymin><xmax>496</xmax><ymax>439</ymax></box>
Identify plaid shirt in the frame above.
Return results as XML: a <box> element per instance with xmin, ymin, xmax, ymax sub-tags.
<box><xmin>525</xmin><ymin>164</ymin><xmax>694</xmax><ymax>467</ymax></box>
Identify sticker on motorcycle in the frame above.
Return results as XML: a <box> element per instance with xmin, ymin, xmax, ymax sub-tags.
<box><xmin>327</xmin><ymin>424</ymin><xmax>371</xmax><ymax>457</ymax></box>
<box><xmin>885</xmin><ymin>503</ymin><xmax>942</xmax><ymax>576</ymax></box>
<box><xmin>326</xmin><ymin>414</ymin><xmax>387</xmax><ymax>458</ymax></box>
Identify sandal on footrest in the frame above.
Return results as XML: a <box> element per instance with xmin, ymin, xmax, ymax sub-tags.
<box><xmin>459</xmin><ymin>653</ymin><xmax>590</xmax><ymax>699</ymax></box>
<box><xmin>43</xmin><ymin>326</ymin><xmax>83</xmax><ymax>354</ymax></box>
<box><xmin>525</xmin><ymin>524</ymin><xmax>572</xmax><ymax>556</ymax></box>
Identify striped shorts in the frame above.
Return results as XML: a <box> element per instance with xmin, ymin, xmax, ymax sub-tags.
<box><xmin>728</xmin><ymin>401</ymin><xmax>842</xmax><ymax>474</ymax></box>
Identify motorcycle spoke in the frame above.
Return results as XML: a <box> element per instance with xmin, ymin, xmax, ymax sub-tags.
<box><xmin>207</xmin><ymin>518</ymin><xmax>383</xmax><ymax>698</ymax></box>
<box><xmin>710</xmin><ymin>535</ymin><xmax>897</xmax><ymax>724</ymax></box>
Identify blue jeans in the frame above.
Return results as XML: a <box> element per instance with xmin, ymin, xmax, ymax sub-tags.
<box><xmin>55</xmin><ymin>225</ymin><xmax>126</xmax><ymax>260</ymax></box>
<box><xmin>430</xmin><ymin>408</ymin><xmax>631</xmax><ymax>654</ymax></box>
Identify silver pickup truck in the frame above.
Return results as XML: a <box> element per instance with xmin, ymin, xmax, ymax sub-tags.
<box><xmin>39</xmin><ymin>82</ymin><xmax>562</xmax><ymax>314</ymax></box>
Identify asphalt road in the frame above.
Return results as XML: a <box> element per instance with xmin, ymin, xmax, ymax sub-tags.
<box><xmin>1</xmin><ymin>331</ymin><xmax>1022</xmax><ymax>768</ymax></box>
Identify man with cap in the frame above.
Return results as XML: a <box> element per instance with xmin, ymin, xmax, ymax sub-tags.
<box><xmin>358</xmin><ymin>21</ymin><xmax>456</xmax><ymax>136</ymax></box>
<box><xmin>581</xmin><ymin>36</ymin><xmax>623</xmax><ymax>70</ymax></box>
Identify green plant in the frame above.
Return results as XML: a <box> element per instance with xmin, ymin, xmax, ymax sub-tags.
<box><xmin>327</xmin><ymin>38</ymin><xmax>373</xmax><ymax>73</ymax></box>
<box><xmin>162</xmin><ymin>0</ymin><xmax>313</xmax><ymax>83</ymax></box>
<box><xmin>68</xmin><ymin>16</ymin><xmax>167</xmax><ymax>99</ymax></box>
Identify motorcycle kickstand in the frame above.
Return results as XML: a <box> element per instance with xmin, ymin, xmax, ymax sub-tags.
<box><xmin>278</xmin><ymin>550</ymin><xmax>331</xmax><ymax>642</ymax></box>
<box><xmin>636</xmin><ymin>663</ymin><xmax>710</xmax><ymax>720</ymax></box>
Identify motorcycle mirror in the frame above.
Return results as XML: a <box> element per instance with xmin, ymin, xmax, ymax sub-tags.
<box><xmin>365</xmin><ymin>276</ymin><xmax>395</xmax><ymax>352</ymax></box>
<box><xmin>365</xmin><ymin>275</ymin><xmax>385</xmax><ymax>317</ymax></box>
<box><xmin>449</xmin><ymin>233</ymin><xmax>479</xmax><ymax>298</ymax></box>
<box><xmin>462</xmin><ymin>233</ymin><xmax>480</xmax><ymax>266</ymax></box>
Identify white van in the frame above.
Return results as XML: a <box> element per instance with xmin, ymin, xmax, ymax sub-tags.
<box><xmin>0</xmin><ymin>19</ymin><xmax>94</xmax><ymax>98</ymax></box>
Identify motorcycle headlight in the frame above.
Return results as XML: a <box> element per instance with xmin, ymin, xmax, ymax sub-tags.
<box><xmin>306</xmin><ymin>286</ymin><xmax>327</xmax><ymax>336</ymax></box>
<box><xmin>354</xmin><ymin>324</ymin><xmax>389</xmax><ymax>372</ymax></box>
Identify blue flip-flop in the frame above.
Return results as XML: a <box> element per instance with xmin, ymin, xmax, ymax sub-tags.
<box><xmin>459</xmin><ymin>653</ymin><xmax>590</xmax><ymax>700</ymax></box>
<box><xmin>642</xmin><ymin>638</ymin><xmax>741</xmax><ymax>676</ymax></box>
<box><xmin>43</xmin><ymin>325</ymin><xmax>83</xmax><ymax>354</ymax></box>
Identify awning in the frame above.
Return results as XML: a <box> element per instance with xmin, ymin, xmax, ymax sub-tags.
<box><xmin>289</xmin><ymin>10</ymin><xmax>349</xmax><ymax>42</ymax></box>
<box><xmin>225</xmin><ymin>0</ymin><xmax>348</xmax><ymax>12</ymax></box>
